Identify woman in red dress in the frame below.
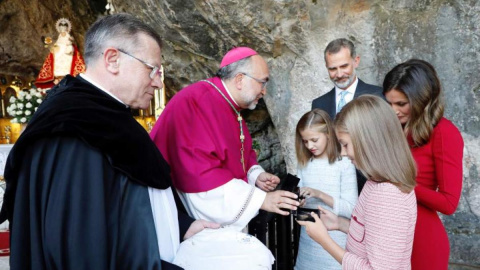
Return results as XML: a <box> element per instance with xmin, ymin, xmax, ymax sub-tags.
<box><xmin>383</xmin><ymin>59</ymin><xmax>464</xmax><ymax>270</ymax></box>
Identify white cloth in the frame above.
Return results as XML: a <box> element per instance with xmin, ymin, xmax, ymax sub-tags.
<box><xmin>148</xmin><ymin>187</ymin><xmax>180</xmax><ymax>263</ymax></box>
<box><xmin>173</xmin><ymin>227</ymin><xmax>274</xmax><ymax>270</ymax></box>
<box><xmin>176</xmin><ymin>167</ymin><xmax>274</xmax><ymax>269</ymax></box>
<box><xmin>334</xmin><ymin>77</ymin><xmax>358</xmax><ymax>108</ymax></box>
<box><xmin>295</xmin><ymin>157</ymin><xmax>358</xmax><ymax>270</ymax></box>
<box><xmin>179</xmin><ymin>178</ymin><xmax>266</xmax><ymax>230</ymax></box>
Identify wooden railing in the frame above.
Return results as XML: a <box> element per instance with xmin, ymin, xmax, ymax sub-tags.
<box><xmin>249</xmin><ymin>211</ymin><xmax>301</xmax><ymax>270</ymax></box>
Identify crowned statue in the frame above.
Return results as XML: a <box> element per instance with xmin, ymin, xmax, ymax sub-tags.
<box><xmin>35</xmin><ymin>18</ymin><xmax>86</xmax><ymax>89</ymax></box>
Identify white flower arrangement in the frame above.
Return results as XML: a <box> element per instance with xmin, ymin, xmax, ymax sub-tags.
<box><xmin>6</xmin><ymin>88</ymin><xmax>45</xmax><ymax>124</ymax></box>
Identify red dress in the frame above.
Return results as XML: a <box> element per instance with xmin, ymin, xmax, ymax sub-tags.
<box><xmin>410</xmin><ymin>117</ymin><xmax>463</xmax><ymax>270</ymax></box>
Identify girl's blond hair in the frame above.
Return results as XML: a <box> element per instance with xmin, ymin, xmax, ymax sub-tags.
<box><xmin>295</xmin><ymin>109</ymin><xmax>339</xmax><ymax>167</ymax></box>
<box><xmin>334</xmin><ymin>95</ymin><xmax>416</xmax><ymax>193</ymax></box>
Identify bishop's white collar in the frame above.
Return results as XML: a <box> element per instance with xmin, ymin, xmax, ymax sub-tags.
<box><xmin>221</xmin><ymin>79</ymin><xmax>240</xmax><ymax>107</ymax></box>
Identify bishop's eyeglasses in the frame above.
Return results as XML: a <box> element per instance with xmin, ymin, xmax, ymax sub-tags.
<box><xmin>241</xmin><ymin>72</ymin><xmax>268</xmax><ymax>88</ymax></box>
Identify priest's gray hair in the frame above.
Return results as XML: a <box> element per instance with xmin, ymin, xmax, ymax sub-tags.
<box><xmin>83</xmin><ymin>13</ymin><xmax>163</xmax><ymax>67</ymax></box>
<box><xmin>215</xmin><ymin>57</ymin><xmax>253</xmax><ymax>80</ymax></box>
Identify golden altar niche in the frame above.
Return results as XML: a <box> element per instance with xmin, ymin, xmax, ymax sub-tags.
<box><xmin>132</xmin><ymin>88</ymin><xmax>162</xmax><ymax>133</ymax></box>
<box><xmin>0</xmin><ymin>75</ymin><xmax>33</xmax><ymax>144</ymax></box>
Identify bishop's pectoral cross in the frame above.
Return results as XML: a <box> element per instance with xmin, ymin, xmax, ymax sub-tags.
<box><xmin>202</xmin><ymin>79</ymin><xmax>247</xmax><ymax>174</ymax></box>
<box><xmin>238</xmin><ymin>115</ymin><xmax>246</xmax><ymax>173</ymax></box>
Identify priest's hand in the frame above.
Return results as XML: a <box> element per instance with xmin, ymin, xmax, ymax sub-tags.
<box><xmin>256</xmin><ymin>172</ymin><xmax>280</xmax><ymax>192</ymax></box>
<box><xmin>261</xmin><ymin>190</ymin><xmax>299</xmax><ymax>215</ymax></box>
<box><xmin>183</xmin><ymin>219</ymin><xmax>221</xmax><ymax>240</ymax></box>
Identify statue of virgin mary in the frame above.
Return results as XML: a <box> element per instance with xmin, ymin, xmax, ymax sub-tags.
<box><xmin>35</xmin><ymin>18</ymin><xmax>86</xmax><ymax>89</ymax></box>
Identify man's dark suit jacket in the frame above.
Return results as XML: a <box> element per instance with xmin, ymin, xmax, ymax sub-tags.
<box><xmin>311</xmin><ymin>78</ymin><xmax>383</xmax><ymax>194</ymax></box>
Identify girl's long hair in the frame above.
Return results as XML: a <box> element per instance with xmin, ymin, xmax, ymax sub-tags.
<box><xmin>334</xmin><ymin>95</ymin><xmax>416</xmax><ymax>193</ymax></box>
<box><xmin>295</xmin><ymin>109</ymin><xmax>339</xmax><ymax>167</ymax></box>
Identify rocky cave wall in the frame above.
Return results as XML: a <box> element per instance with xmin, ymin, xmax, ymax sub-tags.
<box><xmin>0</xmin><ymin>0</ymin><xmax>105</xmax><ymax>77</ymax></box>
<box><xmin>113</xmin><ymin>1</ymin><xmax>480</xmax><ymax>266</ymax></box>
<box><xmin>1</xmin><ymin>0</ymin><xmax>479</xmax><ymax>268</ymax></box>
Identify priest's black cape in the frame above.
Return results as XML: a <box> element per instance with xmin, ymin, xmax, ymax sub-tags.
<box><xmin>0</xmin><ymin>75</ymin><xmax>191</xmax><ymax>270</ymax></box>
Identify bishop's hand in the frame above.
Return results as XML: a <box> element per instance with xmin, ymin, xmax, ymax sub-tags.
<box><xmin>255</xmin><ymin>172</ymin><xmax>280</xmax><ymax>192</ymax></box>
<box><xmin>261</xmin><ymin>190</ymin><xmax>299</xmax><ymax>215</ymax></box>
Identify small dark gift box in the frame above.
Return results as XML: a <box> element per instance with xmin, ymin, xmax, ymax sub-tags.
<box><xmin>277</xmin><ymin>173</ymin><xmax>300</xmax><ymax>193</ymax></box>
<box><xmin>294</xmin><ymin>207</ymin><xmax>320</xmax><ymax>222</ymax></box>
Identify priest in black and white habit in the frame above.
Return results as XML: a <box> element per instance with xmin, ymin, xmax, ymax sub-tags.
<box><xmin>0</xmin><ymin>13</ymin><xmax>218</xmax><ymax>270</ymax></box>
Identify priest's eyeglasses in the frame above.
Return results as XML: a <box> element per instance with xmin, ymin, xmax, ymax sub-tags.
<box><xmin>241</xmin><ymin>73</ymin><xmax>268</xmax><ymax>88</ymax></box>
<box><xmin>117</xmin><ymin>49</ymin><xmax>162</xmax><ymax>80</ymax></box>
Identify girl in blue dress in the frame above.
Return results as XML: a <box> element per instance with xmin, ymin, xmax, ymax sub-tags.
<box><xmin>294</xmin><ymin>109</ymin><xmax>358</xmax><ymax>270</ymax></box>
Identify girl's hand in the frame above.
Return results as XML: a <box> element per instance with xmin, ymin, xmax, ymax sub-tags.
<box><xmin>299</xmin><ymin>187</ymin><xmax>319</xmax><ymax>199</ymax></box>
<box><xmin>296</xmin><ymin>211</ymin><xmax>330</xmax><ymax>245</ymax></box>
<box><xmin>298</xmin><ymin>197</ymin><xmax>306</xmax><ymax>207</ymax></box>
<box><xmin>318</xmin><ymin>206</ymin><xmax>340</xmax><ymax>231</ymax></box>
<box><xmin>298</xmin><ymin>209</ymin><xmax>347</xmax><ymax>264</ymax></box>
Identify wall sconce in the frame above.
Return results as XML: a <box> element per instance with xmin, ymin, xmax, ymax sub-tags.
<box><xmin>41</xmin><ymin>36</ymin><xmax>53</xmax><ymax>48</ymax></box>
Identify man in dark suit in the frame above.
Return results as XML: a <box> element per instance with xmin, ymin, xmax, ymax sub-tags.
<box><xmin>312</xmin><ymin>38</ymin><xmax>383</xmax><ymax>193</ymax></box>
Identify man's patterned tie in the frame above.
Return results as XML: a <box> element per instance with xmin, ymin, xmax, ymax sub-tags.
<box><xmin>337</xmin><ymin>91</ymin><xmax>349</xmax><ymax>113</ymax></box>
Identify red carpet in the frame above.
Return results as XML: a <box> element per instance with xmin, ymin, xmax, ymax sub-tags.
<box><xmin>0</xmin><ymin>230</ymin><xmax>9</xmax><ymax>256</ymax></box>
